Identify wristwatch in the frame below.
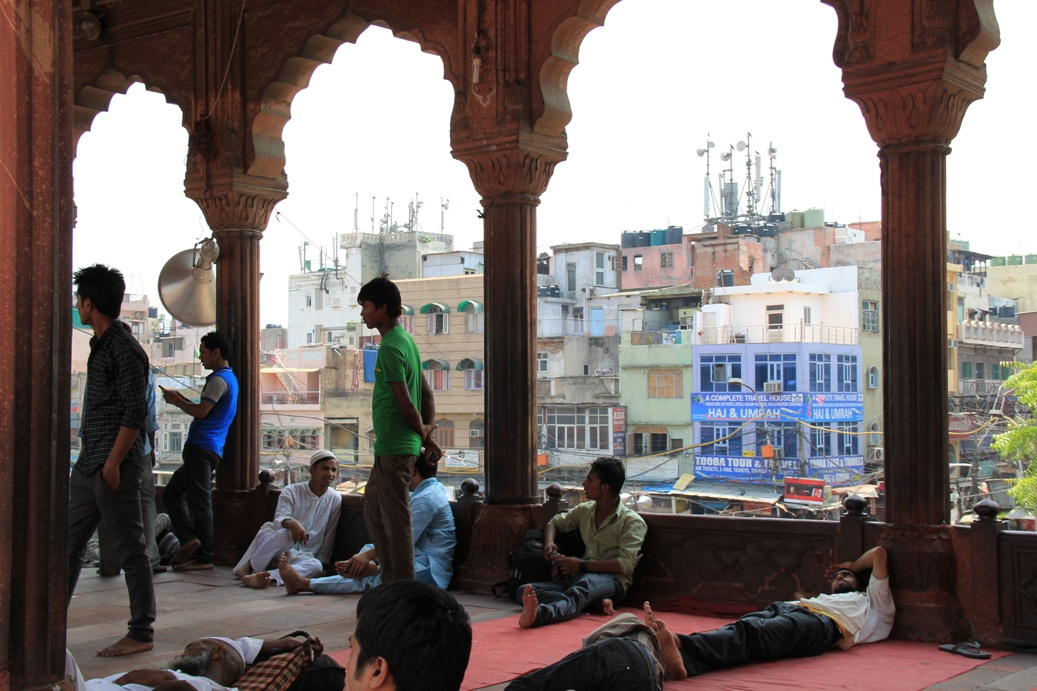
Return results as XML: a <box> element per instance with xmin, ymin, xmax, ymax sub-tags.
<box><xmin>579</xmin><ymin>559</ymin><xmax>587</xmax><ymax>573</ymax></box>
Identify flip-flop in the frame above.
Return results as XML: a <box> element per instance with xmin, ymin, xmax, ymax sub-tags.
<box><xmin>939</xmin><ymin>641</ymin><xmax>991</xmax><ymax>659</ymax></box>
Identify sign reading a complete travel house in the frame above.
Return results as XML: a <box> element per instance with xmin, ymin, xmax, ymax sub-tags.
<box><xmin>690</xmin><ymin>392</ymin><xmax>863</xmax><ymax>422</ymax></box>
<box><xmin>690</xmin><ymin>392</ymin><xmax>804</xmax><ymax>421</ymax></box>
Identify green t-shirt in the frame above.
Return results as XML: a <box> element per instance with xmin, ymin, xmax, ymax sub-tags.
<box><xmin>372</xmin><ymin>326</ymin><xmax>424</xmax><ymax>456</ymax></box>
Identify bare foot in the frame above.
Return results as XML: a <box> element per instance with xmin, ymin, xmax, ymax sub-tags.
<box><xmin>241</xmin><ymin>572</ymin><xmax>273</xmax><ymax>589</ymax></box>
<box><xmin>654</xmin><ymin>618</ymin><xmax>688</xmax><ymax>680</ymax></box>
<box><xmin>279</xmin><ymin>554</ymin><xmax>311</xmax><ymax>595</ymax></box>
<box><xmin>601</xmin><ymin>598</ymin><xmax>615</xmax><ymax>616</ymax></box>
<box><xmin>643</xmin><ymin>602</ymin><xmax>681</xmax><ymax>649</ymax></box>
<box><xmin>233</xmin><ymin>563</ymin><xmax>253</xmax><ymax>580</ymax></box>
<box><xmin>518</xmin><ymin>585</ymin><xmax>539</xmax><ymax>629</ymax></box>
<box><xmin>97</xmin><ymin>637</ymin><xmax>154</xmax><ymax>657</ymax></box>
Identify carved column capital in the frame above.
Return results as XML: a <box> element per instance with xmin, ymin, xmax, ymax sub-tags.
<box><xmin>185</xmin><ymin>168</ymin><xmax>288</xmax><ymax>232</ymax></box>
<box><xmin>453</xmin><ymin>132</ymin><xmax>567</xmax><ymax>203</ymax></box>
<box><xmin>826</xmin><ymin>0</ymin><xmax>999</xmax><ymax>149</ymax></box>
<box><xmin>843</xmin><ymin>60</ymin><xmax>986</xmax><ymax>149</ymax></box>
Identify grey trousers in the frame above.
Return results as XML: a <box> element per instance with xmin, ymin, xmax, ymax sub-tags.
<box><xmin>67</xmin><ymin>463</ymin><xmax>156</xmax><ymax>643</ymax></box>
<box><xmin>99</xmin><ymin>463</ymin><xmax>161</xmax><ymax>572</ymax></box>
<box><xmin>363</xmin><ymin>454</ymin><xmax>416</xmax><ymax>582</ymax></box>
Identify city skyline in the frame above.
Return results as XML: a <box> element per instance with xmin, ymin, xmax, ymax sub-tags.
<box><xmin>71</xmin><ymin>0</ymin><xmax>1034</xmax><ymax>326</ymax></box>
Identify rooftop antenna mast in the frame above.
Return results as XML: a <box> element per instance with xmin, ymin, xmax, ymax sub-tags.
<box><xmin>695</xmin><ymin>136</ymin><xmax>716</xmax><ymax>221</ymax></box>
<box><xmin>766</xmin><ymin>143</ymin><xmax>781</xmax><ymax>215</ymax></box>
<box><xmin>353</xmin><ymin>193</ymin><xmax>359</xmax><ymax>232</ymax></box>
<box><xmin>440</xmin><ymin>197</ymin><xmax>449</xmax><ymax>232</ymax></box>
<box><xmin>741</xmin><ymin>132</ymin><xmax>757</xmax><ymax>222</ymax></box>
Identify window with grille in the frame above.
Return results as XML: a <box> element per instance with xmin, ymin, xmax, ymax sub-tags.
<box><xmin>539</xmin><ymin>406</ymin><xmax>610</xmax><ymax>450</ymax></box>
<box><xmin>809</xmin><ymin>354</ymin><xmax>832</xmax><ymax>392</ymax></box>
<box><xmin>426</xmin><ymin>308</ymin><xmax>448</xmax><ymax>335</ymax></box>
<box><xmin>700</xmin><ymin>355</ymin><xmax>742</xmax><ymax>392</ymax></box>
<box><xmin>660</xmin><ymin>251</ymin><xmax>674</xmax><ymax>269</ymax></box>
<box><xmin>862</xmin><ymin>301</ymin><xmax>879</xmax><ymax>332</ymax></box>
<box><xmin>701</xmin><ymin>423</ymin><xmax>742</xmax><ymax>456</ymax></box>
<box><xmin>647</xmin><ymin>369</ymin><xmax>682</xmax><ymax>399</ymax></box>
<box><xmin>837</xmin><ymin>355</ymin><xmax>858</xmax><ymax>392</ymax></box>
<box><xmin>537</xmin><ymin>352</ymin><xmax>548</xmax><ymax>373</ymax></box>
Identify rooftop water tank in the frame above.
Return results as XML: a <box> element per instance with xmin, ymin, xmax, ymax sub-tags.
<box><xmin>650</xmin><ymin>229</ymin><xmax>666</xmax><ymax>246</ymax></box>
<box><xmin>621</xmin><ymin>231</ymin><xmax>637</xmax><ymax>248</ymax></box>
<box><xmin>1008</xmin><ymin>255</ymin><xmax>1023</xmax><ymax>266</ymax></box>
<box><xmin>665</xmin><ymin>226</ymin><xmax>683</xmax><ymax>245</ymax></box>
<box><xmin>990</xmin><ymin>256</ymin><xmax>1006</xmax><ymax>267</ymax></box>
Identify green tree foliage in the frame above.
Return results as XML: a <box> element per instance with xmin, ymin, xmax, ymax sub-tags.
<box><xmin>992</xmin><ymin>361</ymin><xmax>1037</xmax><ymax>512</ymax></box>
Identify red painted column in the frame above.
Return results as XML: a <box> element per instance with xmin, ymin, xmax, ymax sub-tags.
<box><xmin>0</xmin><ymin>1</ymin><xmax>74</xmax><ymax>688</ymax></box>
<box><xmin>827</xmin><ymin>0</ymin><xmax>999</xmax><ymax>640</ymax></box>
<box><xmin>187</xmin><ymin>174</ymin><xmax>286</xmax><ymax>562</ymax></box>
<box><xmin>455</xmin><ymin>143</ymin><xmax>565</xmax><ymax>504</ymax></box>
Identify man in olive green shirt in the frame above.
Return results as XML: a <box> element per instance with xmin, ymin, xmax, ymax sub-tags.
<box><xmin>519</xmin><ymin>456</ymin><xmax>647</xmax><ymax>628</ymax></box>
<box><xmin>358</xmin><ymin>274</ymin><xmax>439</xmax><ymax>582</ymax></box>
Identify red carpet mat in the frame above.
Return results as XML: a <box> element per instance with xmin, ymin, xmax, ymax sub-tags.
<box><xmin>329</xmin><ymin>607</ymin><xmax>1005</xmax><ymax>690</ymax></box>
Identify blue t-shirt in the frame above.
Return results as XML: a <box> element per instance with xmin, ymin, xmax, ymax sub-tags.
<box><xmin>185</xmin><ymin>367</ymin><xmax>239</xmax><ymax>456</ymax></box>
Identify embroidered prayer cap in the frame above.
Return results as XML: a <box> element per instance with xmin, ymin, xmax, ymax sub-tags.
<box><xmin>309</xmin><ymin>449</ymin><xmax>337</xmax><ymax>467</ymax></box>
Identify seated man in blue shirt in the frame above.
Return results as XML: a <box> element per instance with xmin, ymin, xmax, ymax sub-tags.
<box><xmin>519</xmin><ymin>456</ymin><xmax>647</xmax><ymax>628</ymax></box>
<box><xmin>279</xmin><ymin>454</ymin><xmax>455</xmax><ymax>594</ymax></box>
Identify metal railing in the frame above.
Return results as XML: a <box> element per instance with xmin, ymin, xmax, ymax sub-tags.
<box><xmin>697</xmin><ymin>324</ymin><xmax>859</xmax><ymax>345</ymax></box>
<box><xmin>261</xmin><ymin>391</ymin><xmax>320</xmax><ymax>405</ymax></box>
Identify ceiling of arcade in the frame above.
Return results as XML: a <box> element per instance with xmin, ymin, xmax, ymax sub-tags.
<box><xmin>71</xmin><ymin>0</ymin><xmax>620</xmax><ymax>185</ymax></box>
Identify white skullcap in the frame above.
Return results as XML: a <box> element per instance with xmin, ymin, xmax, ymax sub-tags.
<box><xmin>201</xmin><ymin>636</ymin><xmax>264</xmax><ymax>673</ymax></box>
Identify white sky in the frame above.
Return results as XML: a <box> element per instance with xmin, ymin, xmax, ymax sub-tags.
<box><xmin>72</xmin><ymin>0</ymin><xmax>1034</xmax><ymax>327</ymax></box>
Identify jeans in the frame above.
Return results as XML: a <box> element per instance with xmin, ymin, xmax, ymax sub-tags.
<box><xmin>676</xmin><ymin>601</ymin><xmax>842</xmax><ymax>676</ymax></box>
<box><xmin>67</xmin><ymin>463</ymin><xmax>156</xmax><ymax>642</ymax></box>
<box><xmin>363</xmin><ymin>454</ymin><xmax>416</xmax><ymax>582</ymax></box>
<box><xmin>505</xmin><ymin>637</ymin><xmax>659</xmax><ymax>691</ymax></box>
<box><xmin>164</xmin><ymin>443</ymin><xmax>220</xmax><ymax>564</ymax></box>
<box><xmin>525</xmin><ymin>573</ymin><xmax>624</xmax><ymax>627</ymax></box>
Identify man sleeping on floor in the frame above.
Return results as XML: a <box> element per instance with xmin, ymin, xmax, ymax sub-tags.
<box><xmin>507</xmin><ymin>546</ymin><xmax>892</xmax><ymax>689</ymax></box>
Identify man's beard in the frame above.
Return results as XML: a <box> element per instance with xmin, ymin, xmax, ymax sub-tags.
<box><xmin>168</xmin><ymin>646</ymin><xmax>215</xmax><ymax>677</ymax></box>
<box><xmin>833</xmin><ymin>582</ymin><xmax>856</xmax><ymax>594</ymax></box>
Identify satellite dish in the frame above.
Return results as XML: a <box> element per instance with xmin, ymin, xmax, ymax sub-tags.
<box><xmin>782</xmin><ymin>267</ymin><xmax>796</xmax><ymax>281</ymax></box>
<box><xmin>696</xmin><ymin>149</ymin><xmax>707</xmax><ymax>157</ymax></box>
<box><xmin>720</xmin><ymin>152</ymin><xmax>732</xmax><ymax>162</ymax></box>
<box><xmin>736</xmin><ymin>141</ymin><xmax>747</xmax><ymax>151</ymax></box>
<box><xmin>158</xmin><ymin>238</ymin><xmax>219</xmax><ymax>326</ymax></box>
<box><xmin>770</xmin><ymin>268</ymin><xmax>784</xmax><ymax>282</ymax></box>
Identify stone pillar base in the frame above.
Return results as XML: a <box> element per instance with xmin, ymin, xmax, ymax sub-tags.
<box><xmin>212</xmin><ymin>488</ymin><xmax>266</xmax><ymax>565</ymax></box>
<box><xmin>451</xmin><ymin>503</ymin><xmax>543</xmax><ymax>593</ymax></box>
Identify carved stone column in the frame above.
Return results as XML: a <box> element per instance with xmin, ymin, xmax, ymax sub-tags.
<box><xmin>825</xmin><ymin>0</ymin><xmax>998</xmax><ymax>641</ymax></box>
<box><xmin>186</xmin><ymin>172</ymin><xmax>286</xmax><ymax>562</ymax></box>
<box><xmin>0</xmin><ymin>2</ymin><xmax>74</xmax><ymax>688</ymax></box>
<box><xmin>455</xmin><ymin>137</ymin><xmax>565</xmax><ymax>504</ymax></box>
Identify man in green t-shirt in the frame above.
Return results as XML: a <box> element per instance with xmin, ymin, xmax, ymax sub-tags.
<box><xmin>358</xmin><ymin>274</ymin><xmax>440</xmax><ymax>582</ymax></box>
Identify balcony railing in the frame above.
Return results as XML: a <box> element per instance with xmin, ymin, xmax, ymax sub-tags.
<box><xmin>261</xmin><ymin>391</ymin><xmax>320</xmax><ymax>405</ymax></box>
<box><xmin>698</xmin><ymin>324</ymin><xmax>859</xmax><ymax>345</ymax></box>
<box><xmin>630</xmin><ymin>330</ymin><xmax>684</xmax><ymax>346</ymax></box>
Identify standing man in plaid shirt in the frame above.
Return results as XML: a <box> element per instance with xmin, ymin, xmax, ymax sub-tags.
<box><xmin>67</xmin><ymin>264</ymin><xmax>156</xmax><ymax>657</ymax></box>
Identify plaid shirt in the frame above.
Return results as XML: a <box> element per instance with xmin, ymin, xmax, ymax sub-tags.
<box><xmin>77</xmin><ymin>322</ymin><xmax>149</xmax><ymax>476</ymax></box>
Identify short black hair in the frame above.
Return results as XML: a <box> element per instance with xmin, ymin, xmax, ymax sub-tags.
<box><xmin>590</xmin><ymin>456</ymin><xmax>625</xmax><ymax>497</ymax></box>
<box><xmin>73</xmin><ymin>264</ymin><xmax>125</xmax><ymax>319</ymax></box>
<box><xmin>356</xmin><ymin>273</ymin><xmax>402</xmax><ymax>319</ymax></box>
<box><xmin>417</xmin><ymin>449</ymin><xmax>439</xmax><ymax>479</ymax></box>
<box><xmin>200</xmin><ymin>331</ymin><xmax>231</xmax><ymax>362</ymax></box>
<box><xmin>354</xmin><ymin>580</ymin><xmax>471</xmax><ymax>691</ymax></box>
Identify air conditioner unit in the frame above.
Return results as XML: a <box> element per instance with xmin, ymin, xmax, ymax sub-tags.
<box><xmin>772</xmin><ymin>448</ymin><xmax>783</xmax><ymax>460</ymax></box>
<box><xmin>763</xmin><ymin>381</ymin><xmax>783</xmax><ymax>393</ymax></box>
<box><xmin>329</xmin><ymin>297</ymin><xmax>342</xmax><ymax>308</ymax></box>
<box><xmin>871</xmin><ymin>448</ymin><xmax>884</xmax><ymax>461</ymax></box>
<box><xmin>594</xmin><ymin>368</ymin><xmax>612</xmax><ymax>375</ymax></box>
<box><xmin>469</xmin><ymin>428</ymin><xmax>483</xmax><ymax>437</ymax></box>
<box><xmin>947</xmin><ymin>339</ymin><xmax>959</xmax><ymax>348</ymax></box>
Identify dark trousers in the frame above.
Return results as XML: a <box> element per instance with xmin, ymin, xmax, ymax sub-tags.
<box><xmin>164</xmin><ymin>443</ymin><xmax>220</xmax><ymax>564</ymax></box>
<box><xmin>67</xmin><ymin>463</ymin><xmax>156</xmax><ymax>643</ymax></box>
<box><xmin>526</xmin><ymin>573</ymin><xmax>624</xmax><ymax>627</ymax></box>
<box><xmin>677</xmin><ymin>602</ymin><xmax>841</xmax><ymax>676</ymax></box>
<box><xmin>505</xmin><ymin>637</ymin><xmax>659</xmax><ymax>691</ymax></box>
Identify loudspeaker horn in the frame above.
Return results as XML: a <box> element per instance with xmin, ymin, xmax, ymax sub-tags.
<box><xmin>158</xmin><ymin>238</ymin><xmax>219</xmax><ymax>326</ymax></box>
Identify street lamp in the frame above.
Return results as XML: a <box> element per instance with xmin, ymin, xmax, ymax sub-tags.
<box><xmin>728</xmin><ymin>377</ymin><xmax>777</xmax><ymax>483</ymax></box>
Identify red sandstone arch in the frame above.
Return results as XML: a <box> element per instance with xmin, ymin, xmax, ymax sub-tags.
<box><xmin>534</xmin><ymin>0</ymin><xmax>621</xmax><ymax>136</ymax></box>
<box><xmin>248</xmin><ymin>12</ymin><xmax>459</xmax><ymax>179</ymax></box>
<box><xmin>72</xmin><ymin>69</ymin><xmax>187</xmax><ymax>151</ymax></box>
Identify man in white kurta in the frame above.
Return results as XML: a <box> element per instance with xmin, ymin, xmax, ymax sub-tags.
<box><xmin>236</xmin><ymin>450</ymin><xmax>342</xmax><ymax>588</ymax></box>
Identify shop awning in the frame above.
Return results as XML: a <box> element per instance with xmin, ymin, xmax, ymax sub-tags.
<box><xmin>400</xmin><ymin>305</ymin><xmax>414</xmax><ymax>316</ymax></box>
<box><xmin>419</xmin><ymin>302</ymin><xmax>450</xmax><ymax>314</ymax></box>
<box><xmin>422</xmin><ymin>358</ymin><xmax>451</xmax><ymax>370</ymax></box>
<box><xmin>456</xmin><ymin>357</ymin><xmax>484</xmax><ymax>371</ymax></box>
<box><xmin>457</xmin><ymin>299</ymin><xmax>483</xmax><ymax>313</ymax></box>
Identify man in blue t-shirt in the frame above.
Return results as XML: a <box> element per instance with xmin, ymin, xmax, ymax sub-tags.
<box><xmin>161</xmin><ymin>331</ymin><xmax>239</xmax><ymax>571</ymax></box>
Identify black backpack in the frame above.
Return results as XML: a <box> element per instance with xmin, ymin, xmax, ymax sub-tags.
<box><xmin>492</xmin><ymin>529</ymin><xmax>553</xmax><ymax>602</ymax></box>
<box><xmin>491</xmin><ymin>528</ymin><xmax>585</xmax><ymax>602</ymax></box>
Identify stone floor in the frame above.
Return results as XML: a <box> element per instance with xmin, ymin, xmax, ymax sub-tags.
<box><xmin>67</xmin><ymin>566</ymin><xmax>1037</xmax><ymax>690</ymax></box>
